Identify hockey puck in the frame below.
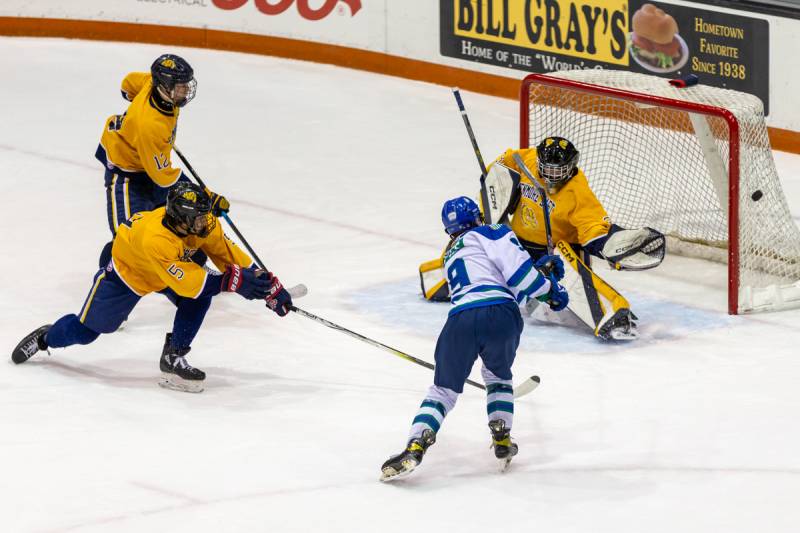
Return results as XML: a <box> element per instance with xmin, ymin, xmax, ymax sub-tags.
<box><xmin>751</xmin><ymin>190</ymin><xmax>763</xmax><ymax>201</ymax></box>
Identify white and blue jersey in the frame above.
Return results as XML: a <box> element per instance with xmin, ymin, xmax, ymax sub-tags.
<box><xmin>444</xmin><ymin>224</ymin><xmax>549</xmax><ymax>317</ymax></box>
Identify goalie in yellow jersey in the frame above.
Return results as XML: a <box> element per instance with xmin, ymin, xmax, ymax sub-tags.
<box><xmin>11</xmin><ymin>183</ymin><xmax>293</xmax><ymax>393</ymax></box>
<box><xmin>95</xmin><ymin>54</ymin><xmax>229</xmax><ymax>267</ymax></box>
<box><xmin>420</xmin><ymin>137</ymin><xmax>666</xmax><ymax>341</ymax></box>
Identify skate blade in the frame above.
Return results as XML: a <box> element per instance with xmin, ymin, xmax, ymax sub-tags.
<box><xmin>608</xmin><ymin>328</ymin><xmax>639</xmax><ymax>341</ymax></box>
<box><xmin>158</xmin><ymin>373</ymin><xmax>204</xmax><ymax>393</ymax></box>
<box><xmin>379</xmin><ymin>460</ymin><xmax>418</xmax><ymax>482</ymax></box>
<box><xmin>499</xmin><ymin>456</ymin><xmax>514</xmax><ymax>472</ymax></box>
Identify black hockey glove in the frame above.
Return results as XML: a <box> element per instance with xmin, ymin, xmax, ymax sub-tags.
<box><xmin>206</xmin><ymin>188</ymin><xmax>230</xmax><ymax>217</ymax></box>
<box><xmin>265</xmin><ymin>274</ymin><xmax>293</xmax><ymax>317</ymax></box>
<box><xmin>221</xmin><ymin>265</ymin><xmax>270</xmax><ymax>300</ymax></box>
<box><xmin>534</xmin><ymin>254</ymin><xmax>565</xmax><ymax>281</ymax></box>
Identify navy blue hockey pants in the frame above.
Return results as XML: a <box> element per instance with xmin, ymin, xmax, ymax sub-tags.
<box><xmin>45</xmin><ymin>262</ymin><xmax>212</xmax><ymax>351</ymax></box>
<box><xmin>433</xmin><ymin>301</ymin><xmax>524</xmax><ymax>393</ymax></box>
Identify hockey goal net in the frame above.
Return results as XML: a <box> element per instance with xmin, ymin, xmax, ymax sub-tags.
<box><xmin>520</xmin><ymin>70</ymin><xmax>800</xmax><ymax>314</ymax></box>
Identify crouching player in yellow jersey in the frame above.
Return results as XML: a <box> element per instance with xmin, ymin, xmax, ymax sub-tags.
<box><xmin>494</xmin><ymin>137</ymin><xmax>666</xmax><ymax>340</ymax></box>
<box><xmin>11</xmin><ymin>183</ymin><xmax>292</xmax><ymax>393</ymax></box>
<box><xmin>96</xmin><ymin>54</ymin><xmax>229</xmax><ymax>267</ymax></box>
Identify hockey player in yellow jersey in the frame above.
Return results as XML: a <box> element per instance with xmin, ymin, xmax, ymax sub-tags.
<box><xmin>12</xmin><ymin>183</ymin><xmax>293</xmax><ymax>393</ymax></box>
<box><xmin>496</xmin><ymin>139</ymin><xmax>611</xmax><ymax>256</ymax></box>
<box><xmin>419</xmin><ymin>137</ymin><xmax>666</xmax><ymax>340</ymax></box>
<box><xmin>95</xmin><ymin>54</ymin><xmax>229</xmax><ymax>266</ymax></box>
<box><xmin>494</xmin><ymin>137</ymin><xmax>665</xmax><ymax>340</ymax></box>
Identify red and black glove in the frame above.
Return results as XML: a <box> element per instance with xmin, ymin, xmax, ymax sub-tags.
<box><xmin>265</xmin><ymin>273</ymin><xmax>293</xmax><ymax>317</ymax></box>
<box><xmin>221</xmin><ymin>265</ymin><xmax>270</xmax><ymax>300</ymax></box>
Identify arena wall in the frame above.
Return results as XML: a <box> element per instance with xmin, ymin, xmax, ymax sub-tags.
<box><xmin>0</xmin><ymin>0</ymin><xmax>798</xmax><ymax>152</ymax></box>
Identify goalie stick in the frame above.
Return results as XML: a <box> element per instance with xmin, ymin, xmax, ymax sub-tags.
<box><xmin>290</xmin><ymin>306</ymin><xmax>540</xmax><ymax>399</ymax></box>
<box><xmin>452</xmin><ymin>88</ymin><xmax>495</xmax><ymax>224</ymax></box>
<box><xmin>512</xmin><ymin>152</ymin><xmax>554</xmax><ymax>255</ymax></box>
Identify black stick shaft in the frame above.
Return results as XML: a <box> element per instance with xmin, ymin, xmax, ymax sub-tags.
<box><xmin>172</xmin><ymin>146</ymin><xmax>486</xmax><ymax>392</ymax></box>
<box><xmin>452</xmin><ymin>88</ymin><xmax>495</xmax><ymax>224</ymax></box>
<box><xmin>452</xmin><ymin>88</ymin><xmax>488</xmax><ymax>176</ymax></box>
<box><xmin>173</xmin><ymin>146</ymin><xmax>271</xmax><ymax>271</ymax></box>
<box><xmin>290</xmin><ymin>306</ymin><xmax>487</xmax><ymax>392</ymax></box>
<box><xmin>513</xmin><ymin>152</ymin><xmax>555</xmax><ymax>254</ymax></box>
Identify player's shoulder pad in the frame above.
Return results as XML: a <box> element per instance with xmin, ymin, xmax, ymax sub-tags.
<box><xmin>472</xmin><ymin>224</ymin><xmax>512</xmax><ymax>241</ymax></box>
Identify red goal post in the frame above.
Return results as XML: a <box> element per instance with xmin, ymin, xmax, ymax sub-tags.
<box><xmin>519</xmin><ymin>70</ymin><xmax>800</xmax><ymax>315</ymax></box>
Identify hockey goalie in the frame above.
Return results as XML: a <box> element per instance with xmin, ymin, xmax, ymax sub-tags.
<box><xmin>420</xmin><ymin>137</ymin><xmax>666</xmax><ymax>340</ymax></box>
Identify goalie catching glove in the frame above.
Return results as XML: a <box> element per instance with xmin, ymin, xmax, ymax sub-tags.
<box><xmin>601</xmin><ymin>227</ymin><xmax>666</xmax><ymax>271</ymax></box>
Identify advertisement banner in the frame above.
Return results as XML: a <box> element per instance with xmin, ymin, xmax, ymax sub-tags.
<box><xmin>440</xmin><ymin>0</ymin><xmax>770</xmax><ymax>113</ymax></box>
<box><xmin>0</xmin><ymin>0</ymin><xmax>371</xmax><ymax>50</ymax></box>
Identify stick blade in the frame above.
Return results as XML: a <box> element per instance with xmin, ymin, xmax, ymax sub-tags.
<box><xmin>287</xmin><ymin>283</ymin><xmax>308</xmax><ymax>299</ymax></box>
<box><xmin>513</xmin><ymin>375</ymin><xmax>540</xmax><ymax>398</ymax></box>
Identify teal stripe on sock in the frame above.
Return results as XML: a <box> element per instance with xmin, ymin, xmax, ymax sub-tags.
<box><xmin>487</xmin><ymin>400</ymin><xmax>514</xmax><ymax>414</ymax></box>
<box><xmin>412</xmin><ymin>414</ymin><xmax>441</xmax><ymax>433</ymax></box>
<box><xmin>420</xmin><ymin>400</ymin><xmax>446</xmax><ymax>417</ymax></box>
<box><xmin>487</xmin><ymin>383</ymin><xmax>513</xmax><ymax>395</ymax></box>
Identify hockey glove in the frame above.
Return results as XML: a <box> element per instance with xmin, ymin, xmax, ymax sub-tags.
<box><xmin>265</xmin><ymin>274</ymin><xmax>293</xmax><ymax>317</ymax></box>
<box><xmin>221</xmin><ymin>265</ymin><xmax>270</xmax><ymax>300</ymax></box>
<box><xmin>534</xmin><ymin>254</ymin><xmax>565</xmax><ymax>281</ymax></box>
<box><xmin>206</xmin><ymin>188</ymin><xmax>230</xmax><ymax>217</ymax></box>
<box><xmin>537</xmin><ymin>274</ymin><xmax>569</xmax><ymax>311</ymax></box>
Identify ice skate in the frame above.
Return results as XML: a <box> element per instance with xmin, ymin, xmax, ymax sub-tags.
<box><xmin>11</xmin><ymin>325</ymin><xmax>51</xmax><ymax>364</ymax></box>
<box><xmin>489</xmin><ymin>419</ymin><xmax>518</xmax><ymax>472</ymax></box>
<box><xmin>380</xmin><ymin>429</ymin><xmax>436</xmax><ymax>482</ymax></box>
<box><xmin>596</xmin><ymin>309</ymin><xmax>638</xmax><ymax>341</ymax></box>
<box><xmin>158</xmin><ymin>333</ymin><xmax>205</xmax><ymax>393</ymax></box>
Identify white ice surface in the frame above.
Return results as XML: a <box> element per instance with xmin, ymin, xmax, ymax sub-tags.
<box><xmin>2</xmin><ymin>37</ymin><xmax>800</xmax><ymax>533</ymax></box>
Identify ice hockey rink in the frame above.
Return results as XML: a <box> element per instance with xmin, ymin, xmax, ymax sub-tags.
<box><xmin>2</xmin><ymin>37</ymin><xmax>800</xmax><ymax>532</ymax></box>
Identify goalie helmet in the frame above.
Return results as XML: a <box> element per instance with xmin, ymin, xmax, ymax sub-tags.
<box><xmin>536</xmin><ymin>137</ymin><xmax>579</xmax><ymax>188</ymax></box>
<box><xmin>165</xmin><ymin>182</ymin><xmax>216</xmax><ymax>238</ymax></box>
<box><xmin>441</xmin><ymin>196</ymin><xmax>482</xmax><ymax>236</ymax></box>
<box><xmin>151</xmin><ymin>54</ymin><xmax>197</xmax><ymax>107</ymax></box>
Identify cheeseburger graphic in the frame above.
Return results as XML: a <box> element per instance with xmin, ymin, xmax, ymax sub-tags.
<box><xmin>629</xmin><ymin>3</ymin><xmax>687</xmax><ymax>72</ymax></box>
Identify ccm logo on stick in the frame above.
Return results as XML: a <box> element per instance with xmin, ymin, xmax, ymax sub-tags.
<box><xmin>212</xmin><ymin>0</ymin><xmax>361</xmax><ymax>20</ymax></box>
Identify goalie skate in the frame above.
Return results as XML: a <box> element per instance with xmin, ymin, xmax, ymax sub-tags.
<box><xmin>596</xmin><ymin>309</ymin><xmax>639</xmax><ymax>341</ymax></box>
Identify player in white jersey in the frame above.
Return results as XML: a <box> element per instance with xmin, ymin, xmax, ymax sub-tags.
<box><xmin>380</xmin><ymin>197</ymin><xmax>568</xmax><ymax>481</ymax></box>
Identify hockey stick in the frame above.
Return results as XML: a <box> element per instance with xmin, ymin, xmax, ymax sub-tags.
<box><xmin>452</xmin><ymin>88</ymin><xmax>495</xmax><ymax>224</ymax></box>
<box><xmin>173</xmin><ymin>147</ymin><xmax>539</xmax><ymax>397</ymax></box>
<box><xmin>174</xmin><ymin>146</ymin><xmax>310</xmax><ymax>298</ymax></box>
<box><xmin>512</xmin><ymin>152</ymin><xmax>554</xmax><ymax>255</ymax></box>
<box><xmin>173</xmin><ymin>147</ymin><xmax>272</xmax><ymax>268</ymax></box>
<box><xmin>291</xmin><ymin>306</ymin><xmax>540</xmax><ymax>398</ymax></box>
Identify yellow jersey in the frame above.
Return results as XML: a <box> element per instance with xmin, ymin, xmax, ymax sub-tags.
<box><xmin>495</xmin><ymin>148</ymin><xmax>610</xmax><ymax>247</ymax></box>
<box><xmin>111</xmin><ymin>207</ymin><xmax>253</xmax><ymax>298</ymax></box>
<box><xmin>96</xmin><ymin>72</ymin><xmax>182</xmax><ymax>187</ymax></box>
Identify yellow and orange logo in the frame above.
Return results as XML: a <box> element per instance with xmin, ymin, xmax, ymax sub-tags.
<box><xmin>454</xmin><ymin>0</ymin><xmax>629</xmax><ymax>66</ymax></box>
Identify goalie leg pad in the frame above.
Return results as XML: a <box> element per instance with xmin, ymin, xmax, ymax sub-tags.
<box><xmin>555</xmin><ymin>241</ymin><xmax>638</xmax><ymax>341</ymax></box>
<box><xmin>419</xmin><ymin>253</ymin><xmax>450</xmax><ymax>302</ymax></box>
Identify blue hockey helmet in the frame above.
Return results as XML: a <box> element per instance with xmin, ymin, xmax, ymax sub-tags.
<box><xmin>441</xmin><ymin>196</ymin><xmax>482</xmax><ymax>236</ymax></box>
<box><xmin>151</xmin><ymin>54</ymin><xmax>197</xmax><ymax>107</ymax></box>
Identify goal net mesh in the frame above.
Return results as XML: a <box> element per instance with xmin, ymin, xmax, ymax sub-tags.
<box><xmin>522</xmin><ymin>70</ymin><xmax>800</xmax><ymax>312</ymax></box>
